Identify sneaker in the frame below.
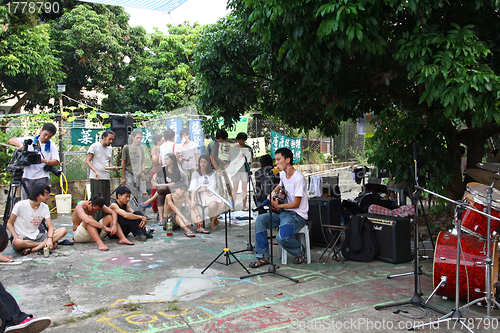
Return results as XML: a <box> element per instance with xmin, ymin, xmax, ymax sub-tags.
<box><xmin>135</xmin><ymin>234</ymin><xmax>147</xmax><ymax>241</ymax></box>
<box><xmin>5</xmin><ymin>317</ymin><xmax>52</xmax><ymax>333</ymax></box>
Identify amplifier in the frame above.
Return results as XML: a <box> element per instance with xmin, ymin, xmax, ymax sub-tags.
<box><xmin>359</xmin><ymin>213</ymin><xmax>412</xmax><ymax>263</ymax></box>
<box><xmin>309</xmin><ymin>197</ymin><xmax>342</xmax><ymax>247</ymax></box>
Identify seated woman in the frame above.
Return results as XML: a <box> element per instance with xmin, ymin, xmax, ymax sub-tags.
<box><xmin>164</xmin><ymin>182</ymin><xmax>210</xmax><ymax>236</ymax></box>
<box><xmin>145</xmin><ymin>153</ymin><xmax>182</xmax><ymax>226</ymax></box>
<box><xmin>189</xmin><ymin>154</ymin><xmax>226</xmax><ymax>230</ymax></box>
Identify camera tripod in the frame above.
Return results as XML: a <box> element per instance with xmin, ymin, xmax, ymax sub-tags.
<box><xmin>2</xmin><ymin>168</ymin><xmax>29</xmax><ymax>226</ymax></box>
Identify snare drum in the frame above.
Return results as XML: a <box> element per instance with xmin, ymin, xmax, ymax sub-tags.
<box><xmin>461</xmin><ymin>182</ymin><xmax>500</xmax><ymax>238</ymax></box>
<box><xmin>433</xmin><ymin>231</ymin><xmax>499</xmax><ymax>300</ymax></box>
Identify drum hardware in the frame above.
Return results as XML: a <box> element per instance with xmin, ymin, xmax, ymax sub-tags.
<box><xmin>411</xmin><ymin>184</ymin><xmax>500</xmax><ymax>331</ymax></box>
<box><xmin>375</xmin><ymin>142</ymin><xmax>446</xmax><ymax>316</ymax></box>
<box><xmin>425</xmin><ymin>276</ymin><xmax>447</xmax><ymax>304</ymax></box>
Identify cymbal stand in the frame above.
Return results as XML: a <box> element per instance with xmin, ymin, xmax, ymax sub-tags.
<box><xmin>411</xmin><ymin>205</ymin><xmax>477</xmax><ymax>332</ymax></box>
<box><xmin>375</xmin><ymin>143</ymin><xmax>446</xmax><ymax>315</ymax></box>
<box><xmin>452</xmin><ymin>184</ymin><xmax>500</xmax><ymax>316</ymax></box>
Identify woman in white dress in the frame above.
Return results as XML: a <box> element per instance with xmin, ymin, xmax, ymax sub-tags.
<box><xmin>189</xmin><ymin>155</ymin><xmax>226</xmax><ymax>229</ymax></box>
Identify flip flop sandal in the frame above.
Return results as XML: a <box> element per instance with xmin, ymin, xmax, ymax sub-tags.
<box><xmin>21</xmin><ymin>248</ymin><xmax>32</xmax><ymax>256</ymax></box>
<box><xmin>196</xmin><ymin>229</ymin><xmax>210</xmax><ymax>234</ymax></box>
<box><xmin>58</xmin><ymin>239</ymin><xmax>74</xmax><ymax>245</ymax></box>
<box><xmin>139</xmin><ymin>202</ymin><xmax>152</xmax><ymax>209</ymax></box>
<box><xmin>249</xmin><ymin>258</ymin><xmax>270</xmax><ymax>268</ymax></box>
<box><xmin>184</xmin><ymin>231</ymin><xmax>196</xmax><ymax>237</ymax></box>
<box><xmin>0</xmin><ymin>260</ymin><xmax>23</xmax><ymax>265</ymax></box>
<box><xmin>293</xmin><ymin>253</ymin><xmax>306</xmax><ymax>264</ymax></box>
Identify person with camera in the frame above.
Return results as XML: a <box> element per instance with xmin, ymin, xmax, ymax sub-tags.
<box><xmin>8</xmin><ymin>123</ymin><xmax>60</xmax><ymax>200</ymax></box>
<box><xmin>6</xmin><ymin>183</ymin><xmax>67</xmax><ymax>256</ymax></box>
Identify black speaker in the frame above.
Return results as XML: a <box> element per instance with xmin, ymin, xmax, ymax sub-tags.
<box><xmin>110</xmin><ymin>116</ymin><xmax>133</xmax><ymax>147</ymax></box>
<box><xmin>308</xmin><ymin>197</ymin><xmax>342</xmax><ymax>247</ymax></box>
<box><xmin>358</xmin><ymin>213</ymin><xmax>411</xmax><ymax>263</ymax></box>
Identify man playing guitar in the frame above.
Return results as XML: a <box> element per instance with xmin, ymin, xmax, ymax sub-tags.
<box><xmin>249</xmin><ymin>148</ymin><xmax>309</xmax><ymax>268</ymax></box>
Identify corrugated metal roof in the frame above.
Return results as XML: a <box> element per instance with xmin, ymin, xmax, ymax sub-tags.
<box><xmin>78</xmin><ymin>0</ymin><xmax>188</xmax><ymax>12</ymax></box>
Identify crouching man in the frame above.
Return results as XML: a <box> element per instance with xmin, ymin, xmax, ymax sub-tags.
<box><xmin>109</xmin><ymin>186</ymin><xmax>153</xmax><ymax>241</ymax></box>
<box><xmin>6</xmin><ymin>183</ymin><xmax>67</xmax><ymax>256</ymax></box>
<box><xmin>72</xmin><ymin>194</ymin><xmax>134</xmax><ymax>251</ymax></box>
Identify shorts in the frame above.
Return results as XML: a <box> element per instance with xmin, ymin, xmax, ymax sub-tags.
<box><xmin>231</xmin><ymin>172</ymin><xmax>249</xmax><ymax>183</ymax></box>
<box><xmin>13</xmin><ymin>232</ymin><xmax>48</xmax><ymax>252</ymax></box>
<box><xmin>73</xmin><ymin>218</ymin><xmax>107</xmax><ymax>243</ymax></box>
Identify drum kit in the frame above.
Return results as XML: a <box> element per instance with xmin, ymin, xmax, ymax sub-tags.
<box><xmin>425</xmin><ymin>163</ymin><xmax>500</xmax><ymax>323</ymax></box>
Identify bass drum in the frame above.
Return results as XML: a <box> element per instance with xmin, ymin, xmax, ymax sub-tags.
<box><xmin>433</xmin><ymin>231</ymin><xmax>499</xmax><ymax>301</ymax></box>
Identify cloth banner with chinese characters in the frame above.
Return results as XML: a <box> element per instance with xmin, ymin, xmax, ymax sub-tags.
<box><xmin>270</xmin><ymin>130</ymin><xmax>302</xmax><ymax>163</ymax></box>
<box><xmin>72</xmin><ymin>128</ymin><xmax>154</xmax><ymax>146</ymax></box>
<box><xmin>189</xmin><ymin>119</ymin><xmax>204</xmax><ymax>155</ymax></box>
<box><xmin>218</xmin><ymin>115</ymin><xmax>250</xmax><ymax>138</ymax></box>
<box><xmin>166</xmin><ymin>118</ymin><xmax>183</xmax><ymax>143</ymax></box>
<box><xmin>247</xmin><ymin>137</ymin><xmax>266</xmax><ymax>157</ymax></box>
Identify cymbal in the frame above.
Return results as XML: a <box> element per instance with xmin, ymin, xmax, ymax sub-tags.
<box><xmin>466</xmin><ymin>169</ymin><xmax>500</xmax><ymax>190</ymax></box>
<box><xmin>477</xmin><ymin>163</ymin><xmax>500</xmax><ymax>173</ymax></box>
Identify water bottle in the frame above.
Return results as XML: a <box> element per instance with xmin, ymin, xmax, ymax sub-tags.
<box><xmin>166</xmin><ymin>215</ymin><xmax>173</xmax><ymax>236</ymax></box>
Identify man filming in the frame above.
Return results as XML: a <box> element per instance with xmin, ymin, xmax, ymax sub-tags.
<box><xmin>9</xmin><ymin>123</ymin><xmax>60</xmax><ymax>200</ymax></box>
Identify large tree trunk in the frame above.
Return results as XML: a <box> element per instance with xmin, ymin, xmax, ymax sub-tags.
<box><xmin>443</xmin><ymin>129</ymin><xmax>465</xmax><ymax>200</ymax></box>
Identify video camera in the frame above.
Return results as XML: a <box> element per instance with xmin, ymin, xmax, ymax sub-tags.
<box><xmin>6</xmin><ymin>139</ymin><xmax>61</xmax><ymax>176</ymax></box>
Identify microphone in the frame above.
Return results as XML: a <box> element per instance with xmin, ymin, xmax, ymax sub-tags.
<box><xmin>266</xmin><ymin>167</ymin><xmax>279</xmax><ymax>176</ymax></box>
<box><xmin>253</xmin><ymin>199</ymin><xmax>270</xmax><ymax>212</ymax></box>
<box><xmin>412</xmin><ymin>142</ymin><xmax>419</xmax><ymax>161</ymax></box>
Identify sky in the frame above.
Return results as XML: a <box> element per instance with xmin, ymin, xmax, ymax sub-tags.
<box><xmin>126</xmin><ymin>0</ymin><xmax>231</xmax><ymax>33</ymax></box>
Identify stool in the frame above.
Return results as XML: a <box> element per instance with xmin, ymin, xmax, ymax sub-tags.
<box><xmin>318</xmin><ymin>225</ymin><xmax>348</xmax><ymax>266</ymax></box>
<box><xmin>279</xmin><ymin>224</ymin><xmax>311</xmax><ymax>264</ymax></box>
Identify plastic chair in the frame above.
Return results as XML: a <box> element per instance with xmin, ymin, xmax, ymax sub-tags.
<box><xmin>279</xmin><ymin>223</ymin><xmax>312</xmax><ymax>264</ymax></box>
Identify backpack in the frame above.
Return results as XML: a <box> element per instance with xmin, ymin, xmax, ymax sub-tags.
<box><xmin>341</xmin><ymin>215</ymin><xmax>379</xmax><ymax>262</ymax></box>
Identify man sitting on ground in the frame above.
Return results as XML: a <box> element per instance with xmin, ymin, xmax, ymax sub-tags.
<box><xmin>109</xmin><ymin>186</ymin><xmax>153</xmax><ymax>241</ymax></box>
<box><xmin>6</xmin><ymin>183</ymin><xmax>67</xmax><ymax>256</ymax></box>
<box><xmin>165</xmin><ymin>182</ymin><xmax>210</xmax><ymax>237</ymax></box>
<box><xmin>72</xmin><ymin>194</ymin><xmax>134</xmax><ymax>251</ymax></box>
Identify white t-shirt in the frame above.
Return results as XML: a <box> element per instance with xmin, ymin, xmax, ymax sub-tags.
<box><xmin>88</xmin><ymin>142</ymin><xmax>112</xmax><ymax>180</ymax></box>
<box><xmin>16</xmin><ymin>136</ymin><xmax>60</xmax><ymax>180</ymax></box>
<box><xmin>160</xmin><ymin>141</ymin><xmax>179</xmax><ymax>166</ymax></box>
<box><xmin>179</xmin><ymin>141</ymin><xmax>198</xmax><ymax>170</ymax></box>
<box><xmin>280</xmin><ymin>169</ymin><xmax>309</xmax><ymax>220</ymax></box>
<box><xmin>189</xmin><ymin>171</ymin><xmax>217</xmax><ymax>193</ymax></box>
<box><xmin>11</xmin><ymin>200</ymin><xmax>50</xmax><ymax>239</ymax></box>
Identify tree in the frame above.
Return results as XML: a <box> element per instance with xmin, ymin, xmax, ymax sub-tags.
<box><xmin>195</xmin><ymin>0</ymin><xmax>500</xmax><ymax>199</ymax></box>
<box><xmin>103</xmin><ymin>22</ymin><xmax>202</xmax><ymax>114</ymax></box>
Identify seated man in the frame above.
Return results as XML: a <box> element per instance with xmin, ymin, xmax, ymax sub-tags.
<box><xmin>72</xmin><ymin>194</ymin><xmax>134</xmax><ymax>251</ymax></box>
<box><xmin>249</xmin><ymin>148</ymin><xmax>309</xmax><ymax>268</ymax></box>
<box><xmin>6</xmin><ymin>183</ymin><xmax>67</xmax><ymax>256</ymax></box>
<box><xmin>0</xmin><ymin>224</ymin><xmax>52</xmax><ymax>333</ymax></box>
<box><xmin>109</xmin><ymin>186</ymin><xmax>153</xmax><ymax>242</ymax></box>
<box><xmin>165</xmin><ymin>182</ymin><xmax>210</xmax><ymax>237</ymax></box>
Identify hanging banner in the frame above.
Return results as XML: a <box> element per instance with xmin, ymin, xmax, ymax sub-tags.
<box><xmin>189</xmin><ymin>119</ymin><xmax>204</xmax><ymax>155</ymax></box>
<box><xmin>218</xmin><ymin>115</ymin><xmax>250</xmax><ymax>138</ymax></box>
<box><xmin>72</xmin><ymin>128</ymin><xmax>103</xmax><ymax>146</ymax></box>
<box><xmin>72</xmin><ymin>128</ymin><xmax>154</xmax><ymax>146</ymax></box>
<box><xmin>247</xmin><ymin>137</ymin><xmax>266</xmax><ymax>157</ymax></box>
<box><xmin>270</xmin><ymin>130</ymin><xmax>302</xmax><ymax>163</ymax></box>
<box><xmin>166</xmin><ymin>118</ymin><xmax>183</xmax><ymax>143</ymax></box>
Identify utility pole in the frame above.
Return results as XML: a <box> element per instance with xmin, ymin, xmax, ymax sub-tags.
<box><xmin>57</xmin><ymin>84</ymin><xmax>66</xmax><ymax>174</ymax></box>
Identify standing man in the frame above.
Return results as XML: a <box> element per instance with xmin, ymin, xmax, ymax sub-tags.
<box><xmin>9</xmin><ymin>123</ymin><xmax>60</xmax><ymax>200</ymax></box>
<box><xmin>230</xmin><ymin>132</ymin><xmax>253</xmax><ymax>211</ymax></box>
<box><xmin>249</xmin><ymin>148</ymin><xmax>309</xmax><ymax>268</ymax></box>
<box><xmin>86</xmin><ymin>130</ymin><xmax>119</xmax><ymax>220</ymax></box>
<box><xmin>120</xmin><ymin>129</ymin><xmax>147</xmax><ymax>211</ymax></box>
<box><xmin>150</xmin><ymin>134</ymin><xmax>164</xmax><ymax>215</ymax></box>
<box><xmin>177</xmin><ymin>129</ymin><xmax>199</xmax><ymax>182</ymax></box>
<box><xmin>207</xmin><ymin>129</ymin><xmax>231</xmax><ymax>200</ymax></box>
<box><xmin>159</xmin><ymin>129</ymin><xmax>178</xmax><ymax>166</ymax></box>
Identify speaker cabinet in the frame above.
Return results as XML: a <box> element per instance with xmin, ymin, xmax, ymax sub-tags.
<box><xmin>359</xmin><ymin>213</ymin><xmax>411</xmax><ymax>263</ymax></box>
<box><xmin>308</xmin><ymin>197</ymin><xmax>342</xmax><ymax>247</ymax></box>
<box><xmin>110</xmin><ymin>116</ymin><xmax>133</xmax><ymax>147</ymax></box>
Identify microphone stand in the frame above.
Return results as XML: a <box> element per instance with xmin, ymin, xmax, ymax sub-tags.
<box><xmin>240</xmin><ymin>185</ymin><xmax>299</xmax><ymax>283</ymax></box>
<box><xmin>375</xmin><ymin>142</ymin><xmax>446</xmax><ymax>315</ymax></box>
<box><xmin>234</xmin><ymin>155</ymin><xmax>254</xmax><ymax>253</ymax></box>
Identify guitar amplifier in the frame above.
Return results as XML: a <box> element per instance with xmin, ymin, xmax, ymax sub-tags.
<box><xmin>309</xmin><ymin>197</ymin><xmax>342</xmax><ymax>247</ymax></box>
<box><xmin>359</xmin><ymin>213</ymin><xmax>412</xmax><ymax>263</ymax></box>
